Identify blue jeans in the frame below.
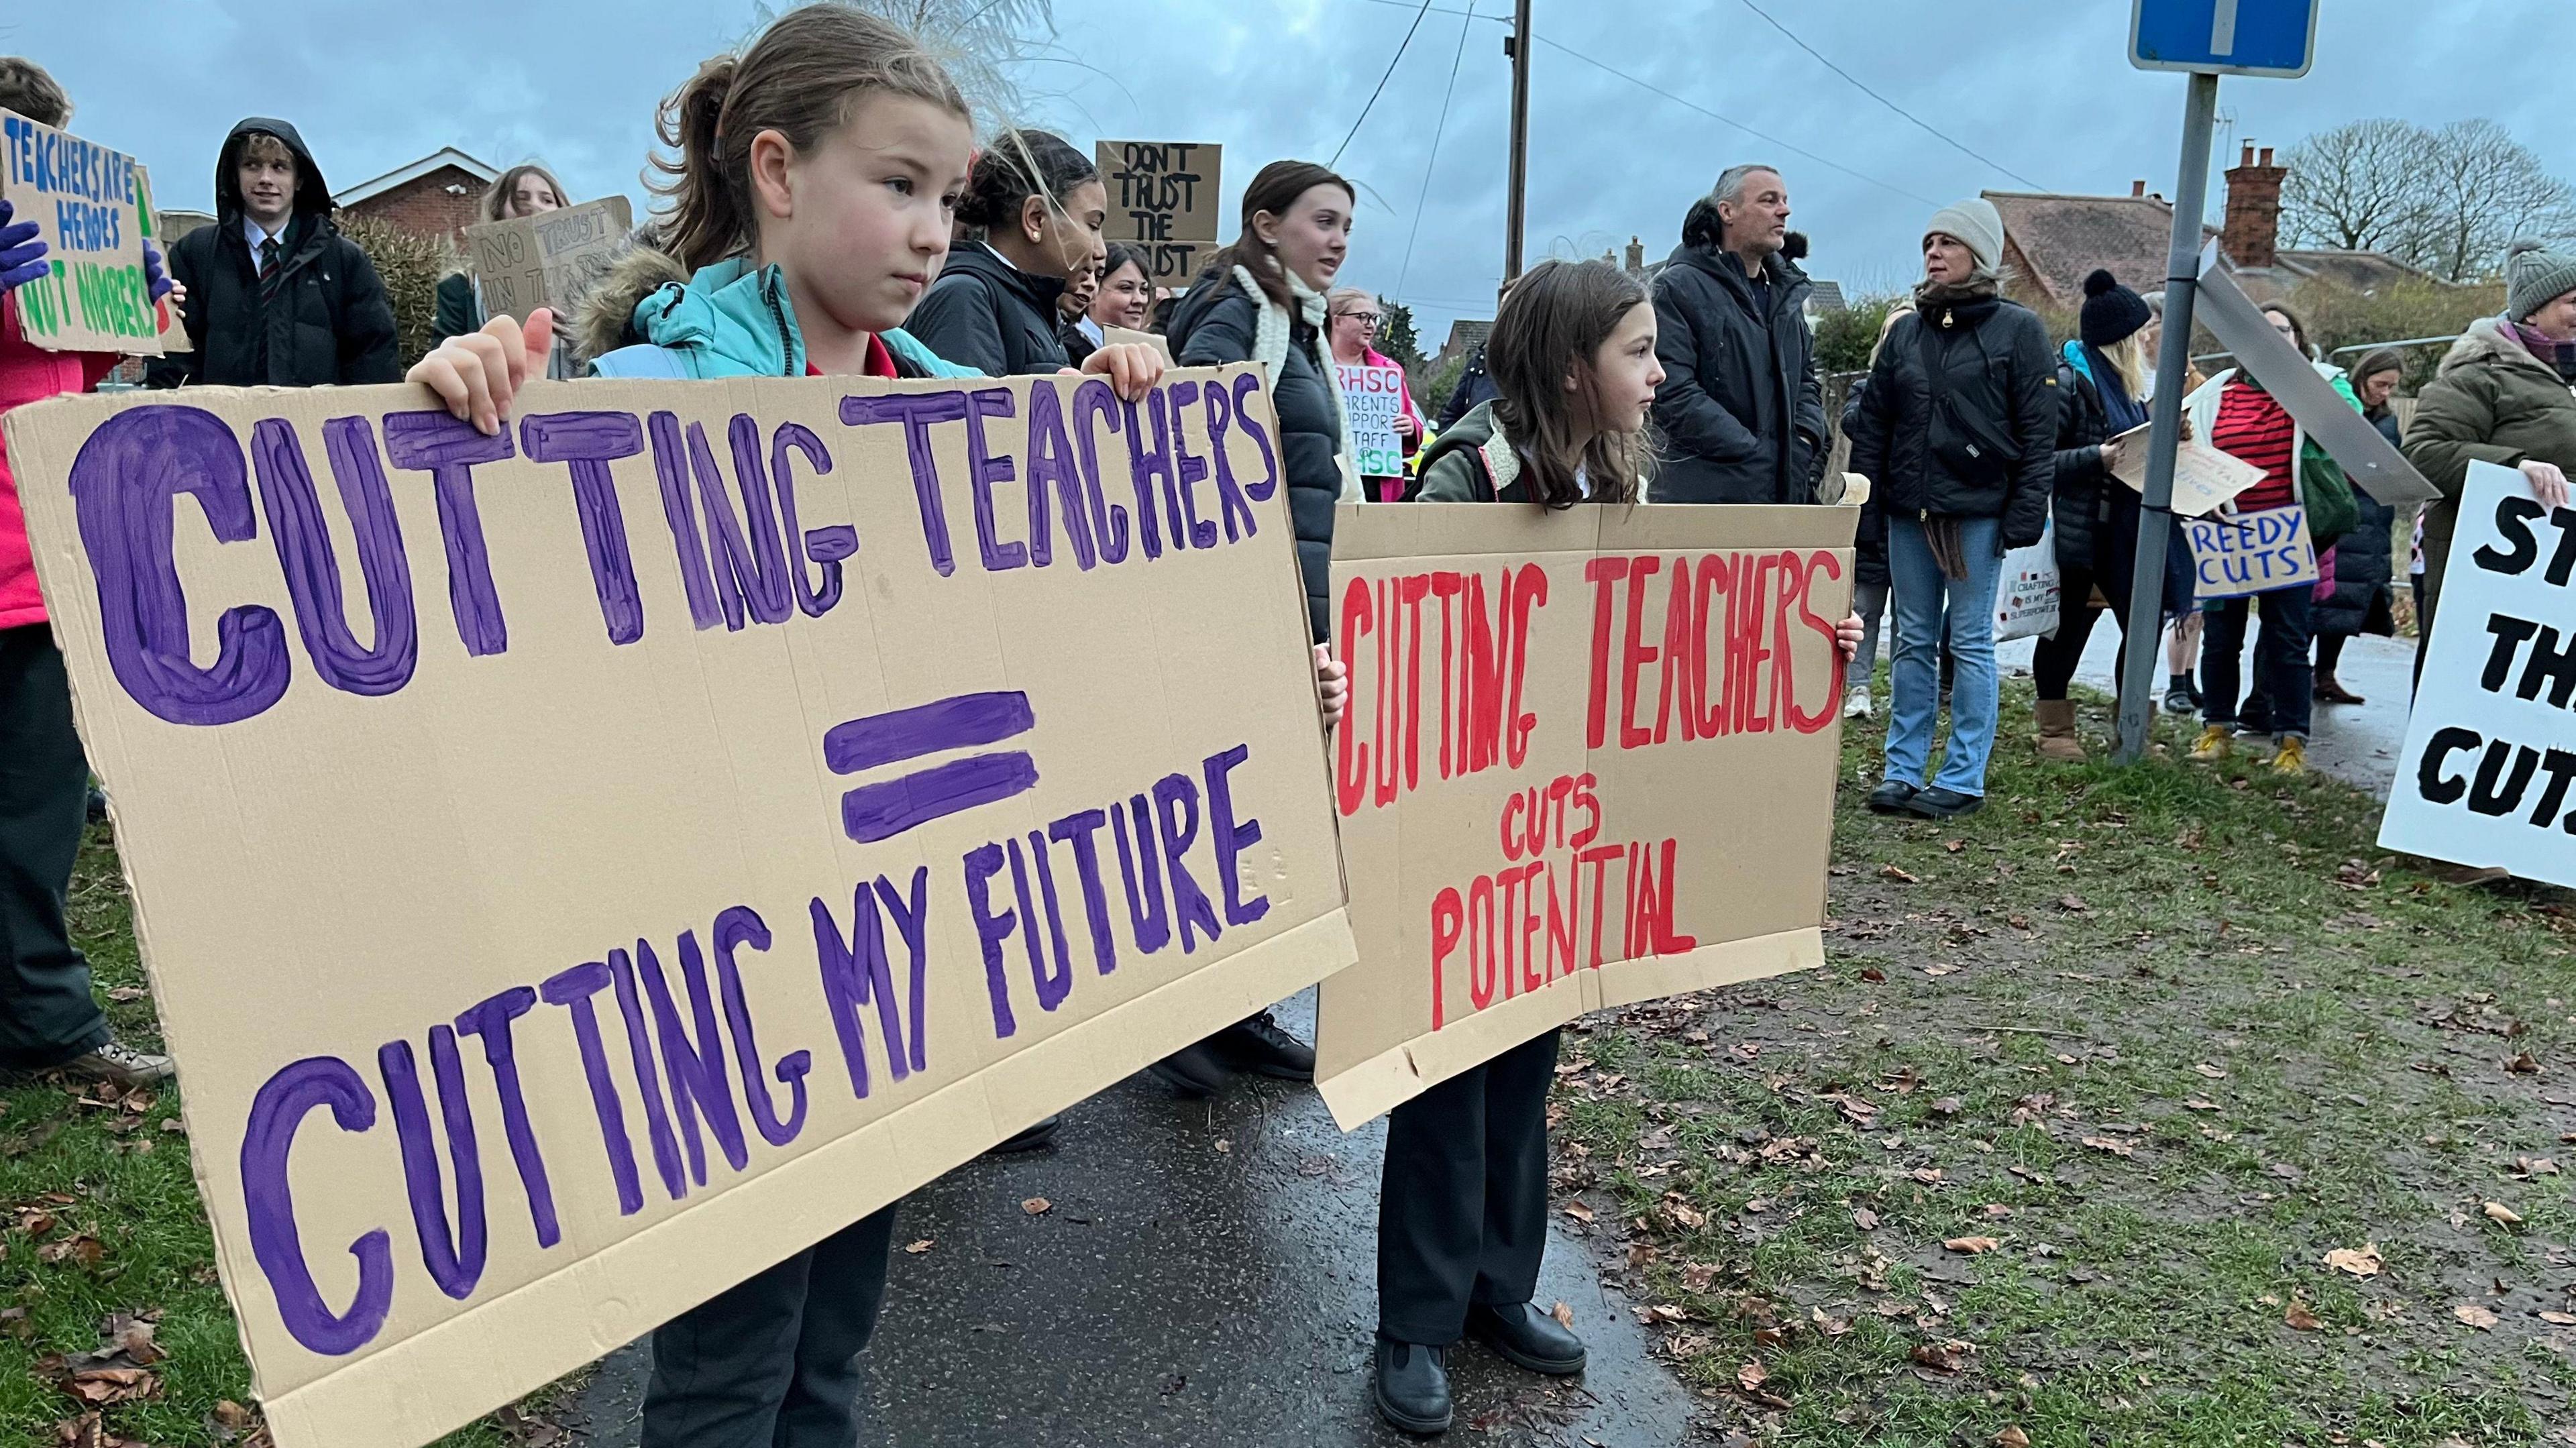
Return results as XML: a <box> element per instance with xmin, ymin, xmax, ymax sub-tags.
<box><xmin>2200</xmin><ymin>587</ymin><xmax>2313</xmax><ymax>740</ymax></box>
<box><xmin>1884</xmin><ymin>515</ymin><xmax>2002</xmax><ymax>796</ymax></box>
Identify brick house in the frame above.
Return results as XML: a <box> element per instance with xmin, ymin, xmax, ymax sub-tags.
<box><xmin>334</xmin><ymin>148</ymin><xmax>499</xmax><ymax>246</ymax></box>
<box><xmin>1985</xmin><ymin>142</ymin><xmax>2437</xmax><ymax>313</ymax></box>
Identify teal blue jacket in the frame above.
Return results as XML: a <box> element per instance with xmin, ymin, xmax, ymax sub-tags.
<box><xmin>590</xmin><ymin>258</ymin><xmax>978</xmax><ymax>382</ymax></box>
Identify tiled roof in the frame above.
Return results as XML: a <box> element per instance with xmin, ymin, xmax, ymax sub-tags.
<box><xmin>1985</xmin><ymin>190</ymin><xmax>2214</xmax><ymax>309</ymax></box>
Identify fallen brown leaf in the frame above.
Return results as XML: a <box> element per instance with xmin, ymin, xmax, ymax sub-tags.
<box><xmin>2324</xmin><ymin>1244</ymin><xmax>2383</xmax><ymax>1277</ymax></box>
<box><xmin>1880</xmin><ymin>864</ymin><xmax>1919</xmax><ymax>884</ymax></box>
<box><xmin>903</xmin><ymin>1239</ymin><xmax>934</xmax><ymax>1254</ymax></box>
<box><xmin>2284</xmin><ymin>1300</ymin><xmax>2322</xmax><ymax>1331</ymax></box>
<box><xmin>1020</xmin><ymin>1196</ymin><xmax>1051</xmax><ymax>1217</ymax></box>
<box><xmin>2080</xmin><ymin>1136</ymin><xmax>2135</xmax><ymax>1158</ymax></box>
<box><xmin>2455</xmin><ymin>1302</ymin><xmax>2500</xmax><ymax>1330</ymax></box>
<box><xmin>1550</xmin><ymin>1301</ymin><xmax>1574</xmax><ymax>1329</ymax></box>
<box><xmin>1995</xmin><ymin>1430</ymin><xmax>2032</xmax><ymax>1448</ymax></box>
<box><xmin>1909</xmin><ymin>1340</ymin><xmax>1968</xmax><ymax>1374</ymax></box>
<box><xmin>1942</xmin><ymin>1236</ymin><xmax>2002</xmax><ymax>1255</ymax></box>
<box><xmin>2484</xmin><ymin>1201</ymin><xmax>2524</xmax><ymax>1226</ymax></box>
<box><xmin>1851</xmin><ymin>1207</ymin><xmax>1879</xmax><ymax>1231</ymax></box>
<box><xmin>1735</xmin><ymin>1359</ymin><xmax>1768</xmax><ymax>1392</ymax></box>
<box><xmin>1562</xmin><ymin>1200</ymin><xmax>1595</xmax><ymax>1225</ymax></box>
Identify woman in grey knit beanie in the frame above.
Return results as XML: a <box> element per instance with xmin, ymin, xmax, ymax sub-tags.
<box><xmin>2508</xmin><ymin>237</ymin><xmax>2576</xmax><ymax>324</ymax></box>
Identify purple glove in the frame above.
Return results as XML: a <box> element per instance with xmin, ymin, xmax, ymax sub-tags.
<box><xmin>0</xmin><ymin>197</ymin><xmax>48</xmax><ymax>294</ymax></box>
<box><xmin>144</xmin><ymin>241</ymin><xmax>170</xmax><ymax>303</ymax></box>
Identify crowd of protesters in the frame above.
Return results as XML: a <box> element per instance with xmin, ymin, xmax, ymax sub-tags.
<box><xmin>1</xmin><ymin>7</ymin><xmax>2571</xmax><ymax>1441</ymax></box>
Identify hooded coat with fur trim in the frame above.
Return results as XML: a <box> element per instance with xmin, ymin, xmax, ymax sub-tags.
<box><xmin>1165</xmin><ymin>265</ymin><xmax>1351</xmax><ymax>643</ymax></box>
<box><xmin>144</xmin><ymin>118</ymin><xmax>398</xmax><ymax>389</ymax></box>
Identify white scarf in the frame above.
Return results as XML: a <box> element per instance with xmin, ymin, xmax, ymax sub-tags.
<box><xmin>1233</xmin><ymin>264</ymin><xmax>1362</xmax><ymax>501</ymax></box>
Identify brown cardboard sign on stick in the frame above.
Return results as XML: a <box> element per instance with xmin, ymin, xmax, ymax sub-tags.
<box><xmin>1096</xmin><ymin>140</ymin><xmax>1221</xmax><ymax>286</ymax></box>
<box><xmin>5</xmin><ymin>365</ymin><xmax>1352</xmax><ymax>1447</ymax></box>
<box><xmin>464</xmin><ymin>194</ymin><xmax>633</xmax><ymax>324</ymax></box>
<box><xmin>0</xmin><ymin>109</ymin><xmax>162</xmax><ymax>354</ymax></box>
<box><xmin>1314</xmin><ymin>502</ymin><xmax>1853</xmax><ymax>1129</ymax></box>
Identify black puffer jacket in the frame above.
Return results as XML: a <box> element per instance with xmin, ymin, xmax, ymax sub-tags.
<box><xmin>1843</xmin><ymin>294</ymin><xmax>2057</xmax><ymax>548</ymax></box>
<box><xmin>2047</xmin><ymin>357</ymin><xmax>2113</xmax><ymax>572</ymax></box>
<box><xmin>2313</xmin><ymin>410</ymin><xmax>2402</xmax><ymax>638</ymax></box>
<box><xmin>1436</xmin><ymin>343</ymin><xmax>1499</xmax><ymax>430</ymax></box>
<box><xmin>1167</xmin><ymin>272</ymin><xmax>1344</xmax><ymax>643</ymax></box>
<box><xmin>1839</xmin><ymin>381</ymin><xmax>1890</xmax><ymax>588</ymax></box>
<box><xmin>905</xmin><ymin>241</ymin><xmax>1070</xmax><ymax>377</ymax></box>
<box><xmin>1649</xmin><ymin>243</ymin><xmax>1824</xmax><ymax>504</ymax></box>
<box><xmin>145</xmin><ymin>118</ymin><xmax>398</xmax><ymax>390</ymax></box>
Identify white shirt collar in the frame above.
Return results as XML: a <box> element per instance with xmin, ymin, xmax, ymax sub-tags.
<box><xmin>243</xmin><ymin>215</ymin><xmax>289</xmax><ymax>268</ymax></box>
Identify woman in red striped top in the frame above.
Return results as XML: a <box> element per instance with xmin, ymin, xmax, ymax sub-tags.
<box><xmin>2180</xmin><ymin>305</ymin><xmax>2360</xmax><ymax>774</ymax></box>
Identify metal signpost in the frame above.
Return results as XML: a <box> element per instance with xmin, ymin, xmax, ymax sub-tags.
<box><xmin>2116</xmin><ymin>0</ymin><xmax>2320</xmax><ymax>763</ymax></box>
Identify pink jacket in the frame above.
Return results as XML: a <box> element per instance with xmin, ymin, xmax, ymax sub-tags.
<box><xmin>1</xmin><ymin>297</ymin><xmax>119</xmax><ymax>630</ymax></box>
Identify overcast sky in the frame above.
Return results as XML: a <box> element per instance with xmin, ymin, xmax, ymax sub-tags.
<box><xmin>11</xmin><ymin>0</ymin><xmax>2568</xmax><ymax>347</ymax></box>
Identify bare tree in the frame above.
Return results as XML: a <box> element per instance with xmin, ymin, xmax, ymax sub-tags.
<box><xmin>2277</xmin><ymin>117</ymin><xmax>2576</xmax><ymax>283</ymax></box>
<box><xmin>2279</xmin><ymin>119</ymin><xmax>2426</xmax><ymax>252</ymax></box>
<box><xmin>2406</xmin><ymin>119</ymin><xmax>2576</xmax><ymax>283</ymax></box>
<box><xmin>792</xmin><ymin>0</ymin><xmax>1059</xmax><ymax>121</ymax></box>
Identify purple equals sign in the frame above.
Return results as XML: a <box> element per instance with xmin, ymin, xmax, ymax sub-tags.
<box><xmin>823</xmin><ymin>691</ymin><xmax>1039</xmax><ymax>844</ymax></box>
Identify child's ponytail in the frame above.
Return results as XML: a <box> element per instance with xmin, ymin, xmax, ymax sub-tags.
<box><xmin>646</xmin><ymin>5</ymin><xmax>971</xmax><ymax>274</ymax></box>
<box><xmin>653</xmin><ymin>55</ymin><xmax>742</xmax><ymax>273</ymax></box>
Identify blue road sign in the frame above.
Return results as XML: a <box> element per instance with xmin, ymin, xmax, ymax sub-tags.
<box><xmin>2131</xmin><ymin>0</ymin><xmax>2317</xmax><ymax>78</ymax></box>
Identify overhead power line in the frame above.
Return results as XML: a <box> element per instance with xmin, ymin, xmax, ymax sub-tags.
<box><xmin>1348</xmin><ymin>0</ymin><xmax>1941</xmax><ymax>209</ymax></box>
<box><xmin>1732</xmin><ymin>0</ymin><xmax>2046</xmax><ymax>190</ymax></box>
<box><xmin>1397</xmin><ymin>0</ymin><xmax>1480</xmax><ymax>300</ymax></box>
<box><xmin>1332</xmin><ymin>0</ymin><xmax>1438</xmax><ymax>168</ymax></box>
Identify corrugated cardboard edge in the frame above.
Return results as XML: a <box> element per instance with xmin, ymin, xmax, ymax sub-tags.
<box><xmin>1316</xmin><ymin>924</ymin><xmax>1821</xmax><ymax>1131</ymax></box>
<box><xmin>263</xmin><ymin>907</ymin><xmax>1355</xmax><ymax>1447</ymax></box>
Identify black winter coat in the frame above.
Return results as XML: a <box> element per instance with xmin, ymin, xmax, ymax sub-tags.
<box><xmin>905</xmin><ymin>242</ymin><xmax>1071</xmax><ymax>377</ymax></box>
<box><xmin>2047</xmin><ymin>359</ymin><xmax>2113</xmax><ymax>573</ymax></box>
<box><xmin>1436</xmin><ymin>344</ymin><xmax>1499</xmax><ymax>431</ymax></box>
<box><xmin>1167</xmin><ymin>273</ymin><xmax>1343</xmax><ymax>643</ymax></box>
<box><xmin>1843</xmin><ymin>295</ymin><xmax>2057</xmax><ymax>549</ymax></box>
<box><xmin>146</xmin><ymin>118</ymin><xmax>398</xmax><ymax>390</ymax></box>
<box><xmin>1649</xmin><ymin>243</ymin><xmax>1824</xmax><ymax>504</ymax></box>
<box><xmin>1839</xmin><ymin>380</ymin><xmax>1890</xmax><ymax>588</ymax></box>
<box><xmin>2314</xmin><ymin>411</ymin><xmax>2401</xmax><ymax>638</ymax></box>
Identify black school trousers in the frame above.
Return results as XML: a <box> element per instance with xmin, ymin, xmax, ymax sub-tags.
<box><xmin>1377</xmin><ymin>1027</ymin><xmax>1558</xmax><ymax>1345</ymax></box>
<box><xmin>641</xmin><ymin>1205</ymin><xmax>898</xmax><ymax>1448</ymax></box>
<box><xmin>0</xmin><ymin>626</ymin><xmax>109</xmax><ymax>1068</ymax></box>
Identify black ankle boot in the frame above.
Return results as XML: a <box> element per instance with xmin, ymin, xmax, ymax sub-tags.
<box><xmin>1467</xmin><ymin>1300</ymin><xmax>1587</xmax><ymax>1375</ymax></box>
<box><xmin>1212</xmin><ymin>1011</ymin><xmax>1315</xmax><ymax>1080</ymax></box>
<box><xmin>1372</xmin><ymin>1335</ymin><xmax>1452</xmax><ymax>1435</ymax></box>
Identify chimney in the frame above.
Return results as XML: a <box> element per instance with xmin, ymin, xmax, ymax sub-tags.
<box><xmin>2131</xmin><ymin>180</ymin><xmax>2147</xmax><ymax>198</ymax></box>
<box><xmin>2222</xmin><ymin>139</ymin><xmax>2287</xmax><ymax>270</ymax></box>
<box><xmin>1625</xmin><ymin>235</ymin><xmax>1645</xmax><ymax>273</ymax></box>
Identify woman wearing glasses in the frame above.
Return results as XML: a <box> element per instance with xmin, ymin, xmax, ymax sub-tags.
<box><xmin>1328</xmin><ymin>287</ymin><xmax>1424</xmax><ymax>500</ymax></box>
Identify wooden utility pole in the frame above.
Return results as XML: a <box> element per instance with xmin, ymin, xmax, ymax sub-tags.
<box><xmin>1503</xmin><ymin>0</ymin><xmax>1532</xmax><ymax>281</ymax></box>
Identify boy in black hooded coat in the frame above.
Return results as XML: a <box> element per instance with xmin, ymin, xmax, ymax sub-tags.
<box><xmin>146</xmin><ymin>118</ymin><xmax>398</xmax><ymax>390</ymax></box>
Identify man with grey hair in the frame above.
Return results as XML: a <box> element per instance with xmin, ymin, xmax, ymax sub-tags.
<box><xmin>1650</xmin><ymin>164</ymin><xmax>1825</xmax><ymax>504</ymax></box>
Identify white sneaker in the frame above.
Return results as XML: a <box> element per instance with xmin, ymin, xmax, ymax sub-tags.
<box><xmin>1843</xmin><ymin>685</ymin><xmax>1874</xmax><ymax>720</ymax></box>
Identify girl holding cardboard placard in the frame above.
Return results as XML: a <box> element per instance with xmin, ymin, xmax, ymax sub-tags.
<box><xmin>1395</xmin><ymin>259</ymin><xmax>1862</xmax><ymax>1436</ymax></box>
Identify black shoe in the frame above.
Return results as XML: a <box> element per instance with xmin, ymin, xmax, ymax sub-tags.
<box><xmin>2162</xmin><ymin>683</ymin><xmax>2196</xmax><ymax>716</ymax></box>
<box><xmin>1866</xmin><ymin>780</ymin><xmax>1919</xmax><ymax>815</ymax></box>
<box><xmin>1466</xmin><ymin>1300</ymin><xmax>1588</xmax><ymax>1376</ymax></box>
<box><xmin>1371</xmin><ymin>1336</ymin><xmax>1453</xmax><ymax>1435</ymax></box>
<box><xmin>1904</xmin><ymin>786</ymin><xmax>1984</xmax><ymax>820</ymax></box>
<box><xmin>1211</xmin><ymin>1011</ymin><xmax>1314</xmax><ymax>1080</ymax></box>
<box><xmin>1148</xmin><ymin>1041</ymin><xmax>1230</xmax><ymax>1098</ymax></box>
<box><xmin>985</xmin><ymin>1114</ymin><xmax>1060</xmax><ymax>1155</ymax></box>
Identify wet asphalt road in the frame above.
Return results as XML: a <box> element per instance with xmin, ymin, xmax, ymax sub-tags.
<box><xmin>1995</xmin><ymin>624</ymin><xmax>2416</xmax><ymax>798</ymax></box>
<box><xmin>564</xmin><ymin>990</ymin><xmax>1695</xmax><ymax>1447</ymax></box>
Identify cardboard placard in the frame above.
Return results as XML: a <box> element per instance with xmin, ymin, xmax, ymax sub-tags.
<box><xmin>464</xmin><ymin>194</ymin><xmax>633</xmax><ymax>325</ymax></box>
<box><xmin>1096</xmin><ymin>140</ymin><xmax>1220</xmax><ymax>286</ymax></box>
<box><xmin>133</xmin><ymin>164</ymin><xmax>189</xmax><ymax>353</ymax></box>
<box><xmin>1313</xmin><ymin>502</ymin><xmax>1852</xmax><ymax>1129</ymax></box>
<box><xmin>2379</xmin><ymin>461</ymin><xmax>2576</xmax><ymax>887</ymax></box>
<box><xmin>0</xmin><ymin>109</ymin><xmax>162</xmax><ymax>354</ymax></box>
<box><xmin>2183</xmin><ymin>504</ymin><xmax>2316</xmax><ymax>598</ymax></box>
<box><xmin>2194</xmin><ymin>250</ymin><xmax>2441</xmax><ymax>506</ymax></box>
<box><xmin>1337</xmin><ymin>361</ymin><xmax>1407</xmax><ymax>478</ymax></box>
<box><xmin>2110</xmin><ymin>423</ymin><xmax>2263</xmax><ymax>516</ymax></box>
<box><xmin>5</xmin><ymin>366</ymin><xmax>1354</xmax><ymax>1448</ymax></box>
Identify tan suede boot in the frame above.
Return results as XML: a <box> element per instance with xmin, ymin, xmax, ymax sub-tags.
<box><xmin>2034</xmin><ymin>699</ymin><xmax>2085</xmax><ymax>762</ymax></box>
